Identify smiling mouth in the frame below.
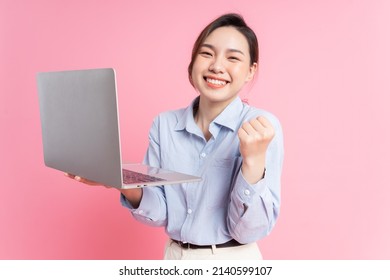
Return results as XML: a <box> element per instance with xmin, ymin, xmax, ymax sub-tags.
<box><xmin>204</xmin><ymin>77</ymin><xmax>229</xmax><ymax>88</ymax></box>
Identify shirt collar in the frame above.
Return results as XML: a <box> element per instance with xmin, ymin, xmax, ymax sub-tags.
<box><xmin>174</xmin><ymin>97</ymin><xmax>199</xmax><ymax>134</ymax></box>
<box><xmin>175</xmin><ymin>96</ymin><xmax>244</xmax><ymax>133</ymax></box>
<box><xmin>213</xmin><ymin>96</ymin><xmax>244</xmax><ymax>132</ymax></box>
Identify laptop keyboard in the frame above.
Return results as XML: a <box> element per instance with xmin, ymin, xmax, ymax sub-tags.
<box><xmin>122</xmin><ymin>169</ymin><xmax>166</xmax><ymax>184</ymax></box>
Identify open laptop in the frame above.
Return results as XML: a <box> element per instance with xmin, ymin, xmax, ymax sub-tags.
<box><xmin>36</xmin><ymin>68</ymin><xmax>201</xmax><ymax>189</ymax></box>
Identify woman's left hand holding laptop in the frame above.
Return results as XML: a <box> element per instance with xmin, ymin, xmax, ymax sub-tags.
<box><xmin>64</xmin><ymin>173</ymin><xmax>143</xmax><ymax>208</ymax></box>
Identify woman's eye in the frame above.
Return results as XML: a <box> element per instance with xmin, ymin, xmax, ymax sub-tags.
<box><xmin>200</xmin><ymin>51</ymin><xmax>212</xmax><ymax>57</ymax></box>
<box><xmin>228</xmin><ymin>56</ymin><xmax>240</xmax><ymax>61</ymax></box>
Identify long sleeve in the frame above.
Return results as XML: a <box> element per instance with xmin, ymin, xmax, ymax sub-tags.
<box><xmin>227</xmin><ymin>114</ymin><xmax>284</xmax><ymax>244</ymax></box>
<box><xmin>120</xmin><ymin>117</ymin><xmax>168</xmax><ymax>227</ymax></box>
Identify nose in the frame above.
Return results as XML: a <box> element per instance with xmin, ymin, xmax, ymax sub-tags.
<box><xmin>209</xmin><ymin>57</ymin><xmax>225</xmax><ymax>73</ymax></box>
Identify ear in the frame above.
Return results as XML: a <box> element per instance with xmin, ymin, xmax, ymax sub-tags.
<box><xmin>245</xmin><ymin>62</ymin><xmax>258</xmax><ymax>82</ymax></box>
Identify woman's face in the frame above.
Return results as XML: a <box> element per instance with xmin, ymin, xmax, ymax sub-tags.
<box><xmin>191</xmin><ymin>26</ymin><xmax>257</xmax><ymax>107</ymax></box>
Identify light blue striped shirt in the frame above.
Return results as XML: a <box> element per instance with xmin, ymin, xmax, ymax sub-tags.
<box><xmin>120</xmin><ymin>96</ymin><xmax>284</xmax><ymax>245</ymax></box>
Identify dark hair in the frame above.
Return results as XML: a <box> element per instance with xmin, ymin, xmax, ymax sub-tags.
<box><xmin>188</xmin><ymin>13</ymin><xmax>259</xmax><ymax>86</ymax></box>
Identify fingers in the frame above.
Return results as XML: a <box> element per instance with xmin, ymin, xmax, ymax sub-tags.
<box><xmin>64</xmin><ymin>173</ymin><xmax>102</xmax><ymax>186</ymax></box>
<box><xmin>64</xmin><ymin>172</ymin><xmax>82</xmax><ymax>182</ymax></box>
<box><xmin>239</xmin><ymin>116</ymin><xmax>274</xmax><ymax>139</ymax></box>
<box><xmin>240</xmin><ymin>121</ymin><xmax>259</xmax><ymax>136</ymax></box>
<box><xmin>238</xmin><ymin>116</ymin><xmax>275</xmax><ymax>161</ymax></box>
<box><xmin>256</xmin><ymin>116</ymin><xmax>273</xmax><ymax>128</ymax></box>
<box><xmin>65</xmin><ymin>173</ymin><xmax>75</xmax><ymax>179</ymax></box>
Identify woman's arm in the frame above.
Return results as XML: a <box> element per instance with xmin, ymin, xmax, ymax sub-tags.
<box><xmin>238</xmin><ymin>116</ymin><xmax>274</xmax><ymax>184</ymax></box>
<box><xmin>227</xmin><ymin>114</ymin><xmax>284</xmax><ymax>243</ymax></box>
<box><xmin>65</xmin><ymin>173</ymin><xmax>143</xmax><ymax>208</ymax></box>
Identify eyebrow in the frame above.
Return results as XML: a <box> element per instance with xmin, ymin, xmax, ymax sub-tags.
<box><xmin>200</xmin><ymin>43</ymin><xmax>245</xmax><ymax>56</ymax></box>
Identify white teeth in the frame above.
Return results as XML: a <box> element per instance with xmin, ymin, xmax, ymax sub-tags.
<box><xmin>206</xmin><ymin>78</ymin><xmax>227</xmax><ymax>86</ymax></box>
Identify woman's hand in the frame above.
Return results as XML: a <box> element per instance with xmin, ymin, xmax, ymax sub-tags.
<box><xmin>238</xmin><ymin>116</ymin><xmax>275</xmax><ymax>184</ymax></box>
<box><xmin>65</xmin><ymin>173</ymin><xmax>143</xmax><ymax>208</ymax></box>
<box><xmin>64</xmin><ymin>173</ymin><xmax>111</xmax><ymax>188</ymax></box>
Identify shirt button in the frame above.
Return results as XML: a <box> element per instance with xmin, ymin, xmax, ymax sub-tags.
<box><xmin>244</xmin><ymin>189</ymin><xmax>250</xmax><ymax>196</ymax></box>
<box><xmin>187</xmin><ymin>209</ymin><xmax>192</xmax><ymax>214</ymax></box>
<box><xmin>200</xmin><ymin>152</ymin><xmax>206</xmax><ymax>158</ymax></box>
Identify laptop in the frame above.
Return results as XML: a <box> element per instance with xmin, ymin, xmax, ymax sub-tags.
<box><xmin>36</xmin><ymin>68</ymin><xmax>202</xmax><ymax>189</ymax></box>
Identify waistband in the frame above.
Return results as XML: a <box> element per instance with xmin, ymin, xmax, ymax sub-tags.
<box><xmin>171</xmin><ymin>239</ymin><xmax>243</xmax><ymax>249</ymax></box>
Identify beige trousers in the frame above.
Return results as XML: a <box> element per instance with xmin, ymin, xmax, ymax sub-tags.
<box><xmin>163</xmin><ymin>239</ymin><xmax>263</xmax><ymax>260</ymax></box>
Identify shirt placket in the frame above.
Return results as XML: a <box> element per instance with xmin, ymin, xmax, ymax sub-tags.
<box><xmin>180</xmin><ymin>137</ymin><xmax>215</xmax><ymax>243</ymax></box>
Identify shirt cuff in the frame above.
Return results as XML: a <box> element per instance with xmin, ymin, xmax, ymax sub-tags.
<box><xmin>119</xmin><ymin>187</ymin><xmax>160</xmax><ymax>220</ymax></box>
<box><xmin>233</xmin><ymin>169</ymin><xmax>268</xmax><ymax>204</ymax></box>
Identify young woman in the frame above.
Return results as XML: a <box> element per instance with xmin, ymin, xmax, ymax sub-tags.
<box><xmin>69</xmin><ymin>13</ymin><xmax>284</xmax><ymax>260</ymax></box>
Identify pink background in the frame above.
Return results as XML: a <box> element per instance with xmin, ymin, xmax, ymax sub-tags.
<box><xmin>1</xmin><ymin>0</ymin><xmax>390</xmax><ymax>259</ymax></box>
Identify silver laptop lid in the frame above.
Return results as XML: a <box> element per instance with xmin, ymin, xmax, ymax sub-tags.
<box><xmin>37</xmin><ymin>68</ymin><xmax>123</xmax><ymax>187</ymax></box>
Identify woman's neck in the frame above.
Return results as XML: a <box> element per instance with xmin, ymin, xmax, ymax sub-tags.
<box><xmin>194</xmin><ymin>97</ymin><xmax>230</xmax><ymax>141</ymax></box>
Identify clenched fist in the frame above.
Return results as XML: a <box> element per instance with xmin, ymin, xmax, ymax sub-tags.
<box><xmin>238</xmin><ymin>116</ymin><xmax>275</xmax><ymax>184</ymax></box>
